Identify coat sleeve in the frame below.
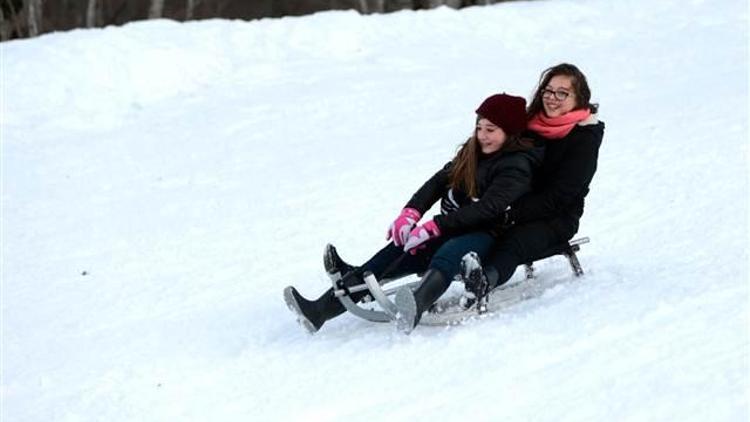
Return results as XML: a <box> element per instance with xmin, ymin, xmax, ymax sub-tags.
<box><xmin>433</xmin><ymin>155</ymin><xmax>535</xmax><ymax>235</ymax></box>
<box><xmin>404</xmin><ymin>162</ymin><xmax>451</xmax><ymax>214</ymax></box>
<box><xmin>511</xmin><ymin>126</ymin><xmax>602</xmax><ymax>224</ymax></box>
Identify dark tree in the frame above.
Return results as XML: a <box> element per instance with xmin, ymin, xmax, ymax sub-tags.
<box><xmin>0</xmin><ymin>0</ymin><xmax>524</xmax><ymax>41</ymax></box>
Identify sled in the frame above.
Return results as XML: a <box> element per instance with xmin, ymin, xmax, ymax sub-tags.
<box><xmin>331</xmin><ymin>237</ymin><xmax>590</xmax><ymax>325</ymax></box>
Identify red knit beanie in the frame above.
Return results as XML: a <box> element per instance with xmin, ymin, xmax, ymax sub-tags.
<box><xmin>475</xmin><ymin>93</ymin><xmax>527</xmax><ymax>136</ymax></box>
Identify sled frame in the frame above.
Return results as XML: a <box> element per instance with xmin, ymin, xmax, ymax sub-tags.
<box><xmin>332</xmin><ymin>237</ymin><xmax>590</xmax><ymax>324</ymax></box>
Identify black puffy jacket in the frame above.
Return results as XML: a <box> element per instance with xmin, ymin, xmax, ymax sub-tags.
<box><xmin>405</xmin><ymin>146</ymin><xmax>543</xmax><ymax>237</ymax></box>
<box><xmin>509</xmin><ymin>117</ymin><xmax>605</xmax><ymax>229</ymax></box>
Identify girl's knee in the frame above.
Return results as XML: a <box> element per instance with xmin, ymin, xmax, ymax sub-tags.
<box><xmin>428</xmin><ymin>255</ymin><xmax>459</xmax><ymax>279</ymax></box>
<box><xmin>429</xmin><ymin>232</ymin><xmax>494</xmax><ymax>278</ymax></box>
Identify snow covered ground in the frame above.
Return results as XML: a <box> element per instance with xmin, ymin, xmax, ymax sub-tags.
<box><xmin>2</xmin><ymin>0</ymin><xmax>748</xmax><ymax>420</ymax></box>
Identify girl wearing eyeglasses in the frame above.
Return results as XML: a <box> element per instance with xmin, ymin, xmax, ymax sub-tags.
<box><xmin>462</xmin><ymin>63</ymin><xmax>605</xmax><ymax>301</ymax></box>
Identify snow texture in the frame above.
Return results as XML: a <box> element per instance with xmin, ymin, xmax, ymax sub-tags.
<box><xmin>2</xmin><ymin>0</ymin><xmax>748</xmax><ymax>420</ymax></box>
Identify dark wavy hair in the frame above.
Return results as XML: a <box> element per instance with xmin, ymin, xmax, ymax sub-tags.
<box><xmin>527</xmin><ymin>63</ymin><xmax>599</xmax><ymax>118</ymax></box>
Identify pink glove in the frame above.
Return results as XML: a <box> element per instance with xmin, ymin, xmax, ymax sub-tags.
<box><xmin>386</xmin><ymin>208</ymin><xmax>422</xmax><ymax>247</ymax></box>
<box><xmin>403</xmin><ymin>220</ymin><xmax>441</xmax><ymax>254</ymax></box>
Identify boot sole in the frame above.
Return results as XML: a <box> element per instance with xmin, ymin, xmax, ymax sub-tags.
<box><xmin>323</xmin><ymin>244</ymin><xmax>341</xmax><ymax>278</ymax></box>
<box><xmin>283</xmin><ymin>286</ymin><xmax>319</xmax><ymax>335</ymax></box>
<box><xmin>324</xmin><ymin>244</ymin><xmax>354</xmax><ymax>281</ymax></box>
<box><xmin>393</xmin><ymin>287</ymin><xmax>418</xmax><ymax>335</ymax></box>
<box><xmin>460</xmin><ymin>252</ymin><xmax>487</xmax><ymax>310</ymax></box>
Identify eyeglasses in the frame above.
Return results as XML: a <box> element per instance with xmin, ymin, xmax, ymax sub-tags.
<box><xmin>541</xmin><ymin>88</ymin><xmax>572</xmax><ymax>101</ymax></box>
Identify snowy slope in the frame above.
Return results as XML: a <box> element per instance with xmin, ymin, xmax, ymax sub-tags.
<box><xmin>2</xmin><ymin>0</ymin><xmax>748</xmax><ymax>420</ymax></box>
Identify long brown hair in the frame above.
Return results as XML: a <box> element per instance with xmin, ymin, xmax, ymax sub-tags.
<box><xmin>527</xmin><ymin>63</ymin><xmax>598</xmax><ymax>118</ymax></box>
<box><xmin>448</xmin><ymin>120</ymin><xmax>530</xmax><ymax>197</ymax></box>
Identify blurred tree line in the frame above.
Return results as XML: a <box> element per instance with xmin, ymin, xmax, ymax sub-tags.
<box><xmin>1</xmin><ymin>0</ymin><xmax>519</xmax><ymax>41</ymax></box>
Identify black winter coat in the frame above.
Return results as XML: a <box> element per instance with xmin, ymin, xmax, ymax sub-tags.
<box><xmin>509</xmin><ymin>117</ymin><xmax>605</xmax><ymax>233</ymax></box>
<box><xmin>405</xmin><ymin>146</ymin><xmax>543</xmax><ymax>237</ymax></box>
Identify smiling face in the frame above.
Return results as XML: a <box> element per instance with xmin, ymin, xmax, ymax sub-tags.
<box><xmin>476</xmin><ymin>118</ymin><xmax>508</xmax><ymax>154</ymax></box>
<box><xmin>542</xmin><ymin>75</ymin><xmax>577</xmax><ymax>117</ymax></box>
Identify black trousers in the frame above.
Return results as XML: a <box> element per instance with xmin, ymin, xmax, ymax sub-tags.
<box><xmin>485</xmin><ymin>217</ymin><xmax>578</xmax><ymax>287</ymax></box>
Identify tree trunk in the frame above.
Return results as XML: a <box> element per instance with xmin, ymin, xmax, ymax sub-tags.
<box><xmin>25</xmin><ymin>0</ymin><xmax>42</xmax><ymax>37</ymax></box>
<box><xmin>358</xmin><ymin>0</ymin><xmax>368</xmax><ymax>14</ymax></box>
<box><xmin>86</xmin><ymin>0</ymin><xmax>98</xmax><ymax>27</ymax></box>
<box><xmin>372</xmin><ymin>0</ymin><xmax>386</xmax><ymax>13</ymax></box>
<box><xmin>5</xmin><ymin>0</ymin><xmax>22</xmax><ymax>38</ymax></box>
<box><xmin>186</xmin><ymin>0</ymin><xmax>196</xmax><ymax>20</ymax></box>
<box><xmin>421</xmin><ymin>0</ymin><xmax>461</xmax><ymax>8</ymax></box>
<box><xmin>0</xmin><ymin>6</ymin><xmax>7</xmax><ymax>41</ymax></box>
<box><xmin>148</xmin><ymin>0</ymin><xmax>165</xmax><ymax>19</ymax></box>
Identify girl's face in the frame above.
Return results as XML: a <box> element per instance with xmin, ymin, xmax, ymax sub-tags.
<box><xmin>476</xmin><ymin>118</ymin><xmax>508</xmax><ymax>154</ymax></box>
<box><xmin>542</xmin><ymin>75</ymin><xmax>577</xmax><ymax>117</ymax></box>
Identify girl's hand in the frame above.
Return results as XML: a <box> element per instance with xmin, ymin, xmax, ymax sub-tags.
<box><xmin>386</xmin><ymin>208</ymin><xmax>422</xmax><ymax>247</ymax></box>
<box><xmin>403</xmin><ymin>220</ymin><xmax>441</xmax><ymax>254</ymax></box>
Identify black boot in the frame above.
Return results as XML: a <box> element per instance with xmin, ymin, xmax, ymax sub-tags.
<box><xmin>283</xmin><ymin>271</ymin><xmax>366</xmax><ymax>334</ymax></box>
<box><xmin>393</xmin><ymin>269</ymin><xmax>449</xmax><ymax>334</ymax></box>
<box><xmin>323</xmin><ymin>244</ymin><xmax>355</xmax><ymax>280</ymax></box>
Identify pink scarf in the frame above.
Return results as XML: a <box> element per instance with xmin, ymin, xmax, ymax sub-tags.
<box><xmin>527</xmin><ymin>109</ymin><xmax>592</xmax><ymax>139</ymax></box>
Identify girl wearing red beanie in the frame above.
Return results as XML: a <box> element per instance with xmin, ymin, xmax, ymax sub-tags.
<box><xmin>462</xmin><ymin>63</ymin><xmax>605</xmax><ymax>304</ymax></box>
<box><xmin>285</xmin><ymin>93</ymin><xmax>543</xmax><ymax>334</ymax></box>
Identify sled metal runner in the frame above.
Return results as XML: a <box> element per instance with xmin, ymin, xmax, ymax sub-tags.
<box><xmin>332</xmin><ymin>237</ymin><xmax>590</xmax><ymax>324</ymax></box>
